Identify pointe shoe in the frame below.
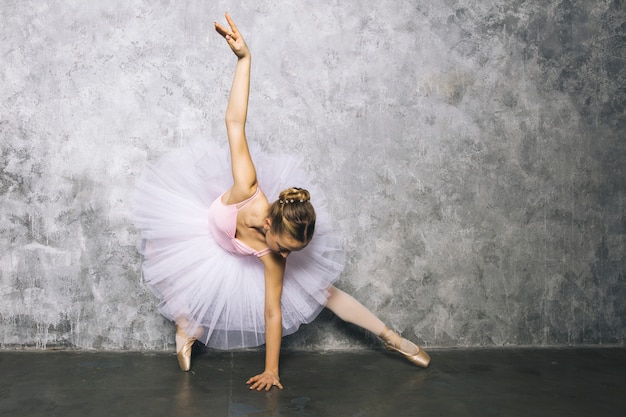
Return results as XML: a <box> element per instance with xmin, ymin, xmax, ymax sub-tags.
<box><xmin>379</xmin><ymin>327</ymin><xmax>430</xmax><ymax>368</ymax></box>
<box><xmin>176</xmin><ymin>325</ymin><xmax>196</xmax><ymax>372</ymax></box>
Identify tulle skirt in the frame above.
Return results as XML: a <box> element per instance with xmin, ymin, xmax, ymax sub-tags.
<box><xmin>131</xmin><ymin>139</ymin><xmax>345</xmax><ymax>349</ymax></box>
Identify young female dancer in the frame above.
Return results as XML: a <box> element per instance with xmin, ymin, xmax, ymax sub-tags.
<box><xmin>132</xmin><ymin>13</ymin><xmax>429</xmax><ymax>392</ymax></box>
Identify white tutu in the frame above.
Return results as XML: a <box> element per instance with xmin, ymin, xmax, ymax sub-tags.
<box><xmin>131</xmin><ymin>139</ymin><xmax>345</xmax><ymax>349</ymax></box>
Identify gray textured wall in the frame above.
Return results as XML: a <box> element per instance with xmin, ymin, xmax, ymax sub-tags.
<box><xmin>1</xmin><ymin>0</ymin><xmax>624</xmax><ymax>350</ymax></box>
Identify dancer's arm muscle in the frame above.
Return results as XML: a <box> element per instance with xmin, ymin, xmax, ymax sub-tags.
<box><xmin>215</xmin><ymin>13</ymin><xmax>257</xmax><ymax>203</ymax></box>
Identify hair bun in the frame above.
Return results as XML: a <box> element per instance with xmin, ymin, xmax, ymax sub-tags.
<box><xmin>279</xmin><ymin>187</ymin><xmax>310</xmax><ymax>204</ymax></box>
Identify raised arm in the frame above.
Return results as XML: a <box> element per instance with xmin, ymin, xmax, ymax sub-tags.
<box><xmin>215</xmin><ymin>13</ymin><xmax>257</xmax><ymax>204</ymax></box>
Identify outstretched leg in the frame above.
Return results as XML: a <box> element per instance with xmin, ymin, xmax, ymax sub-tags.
<box><xmin>325</xmin><ymin>286</ymin><xmax>430</xmax><ymax>368</ymax></box>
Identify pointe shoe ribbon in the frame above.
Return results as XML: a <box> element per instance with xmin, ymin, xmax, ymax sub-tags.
<box><xmin>176</xmin><ymin>325</ymin><xmax>196</xmax><ymax>372</ymax></box>
<box><xmin>379</xmin><ymin>327</ymin><xmax>431</xmax><ymax>368</ymax></box>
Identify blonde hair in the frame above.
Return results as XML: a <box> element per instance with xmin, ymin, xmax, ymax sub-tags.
<box><xmin>267</xmin><ymin>187</ymin><xmax>315</xmax><ymax>245</ymax></box>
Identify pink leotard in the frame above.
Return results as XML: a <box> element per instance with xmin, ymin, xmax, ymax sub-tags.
<box><xmin>207</xmin><ymin>188</ymin><xmax>272</xmax><ymax>258</ymax></box>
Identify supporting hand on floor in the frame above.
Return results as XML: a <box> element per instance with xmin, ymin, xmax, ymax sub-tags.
<box><xmin>246</xmin><ymin>371</ymin><xmax>283</xmax><ymax>391</ymax></box>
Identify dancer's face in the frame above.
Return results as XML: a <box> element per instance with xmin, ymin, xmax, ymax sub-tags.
<box><xmin>265</xmin><ymin>229</ymin><xmax>306</xmax><ymax>258</ymax></box>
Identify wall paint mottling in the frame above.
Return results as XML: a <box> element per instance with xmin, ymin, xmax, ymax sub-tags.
<box><xmin>1</xmin><ymin>0</ymin><xmax>624</xmax><ymax>350</ymax></box>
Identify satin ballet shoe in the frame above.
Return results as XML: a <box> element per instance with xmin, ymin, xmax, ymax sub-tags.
<box><xmin>176</xmin><ymin>325</ymin><xmax>196</xmax><ymax>372</ymax></box>
<box><xmin>379</xmin><ymin>327</ymin><xmax>431</xmax><ymax>368</ymax></box>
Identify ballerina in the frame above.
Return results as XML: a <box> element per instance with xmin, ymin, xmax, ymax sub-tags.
<box><xmin>132</xmin><ymin>12</ymin><xmax>429</xmax><ymax>392</ymax></box>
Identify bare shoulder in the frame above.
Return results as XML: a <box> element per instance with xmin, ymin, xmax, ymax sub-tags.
<box><xmin>222</xmin><ymin>184</ymin><xmax>259</xmax><ymax>206</ymax></box>
<box><xmin>236</xmin><ymin>189</ymin><xmax>269</xmax><ymax>222</ymax></box>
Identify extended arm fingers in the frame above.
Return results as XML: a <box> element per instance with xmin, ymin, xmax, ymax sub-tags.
<box><xmin>214</xmin><ymin>22</ymin><xmax>228</xmax><ymax>38</ymax></box>
<box><xmin>215</xmin><ymin>12</ymin><xmax>239</xmax><ymax>39</ymax></box>
<box><xmin>225</xmin><ymin>12</ymin><xmax>239</xmax><ymax>36</ymax></box>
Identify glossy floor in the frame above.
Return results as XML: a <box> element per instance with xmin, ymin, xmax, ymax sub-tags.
<box><xmin>1</xmin><ymin>347</ymin><xmax>624</xmax><ymax>416</ymax></box>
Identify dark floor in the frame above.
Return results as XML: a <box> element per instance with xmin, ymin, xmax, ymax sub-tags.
<box><xmin>1</xmin><ymin>347</ymin><xmax>625</xmax><ymax>417</ymax></box>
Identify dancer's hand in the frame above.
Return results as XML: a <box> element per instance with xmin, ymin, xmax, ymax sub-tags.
<box><xmin>246</xmin><ymin>371</ymin><xmax>283</xmax><ymax>391</ymax></box>
<box><xmin>215</xmin><ymin>12</ymin><xmax>249</xmax><ymax>59</ymax></box>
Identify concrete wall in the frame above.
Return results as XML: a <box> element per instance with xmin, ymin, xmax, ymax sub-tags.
<box><xmin>1</xmin><ymin>0</ymin><xmax>624</xmax><ymax>350</ymax></box>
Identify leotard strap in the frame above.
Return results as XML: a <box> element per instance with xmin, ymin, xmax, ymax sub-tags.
<box><xmin>234</xmin><ymin>187</ymin><xmax>261</xmax><ymax>210</ymax></box>
<box><xmin>254</xmin><ymin>247</ymin><xmax>272</xmax><ymax>257</ymax></box>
